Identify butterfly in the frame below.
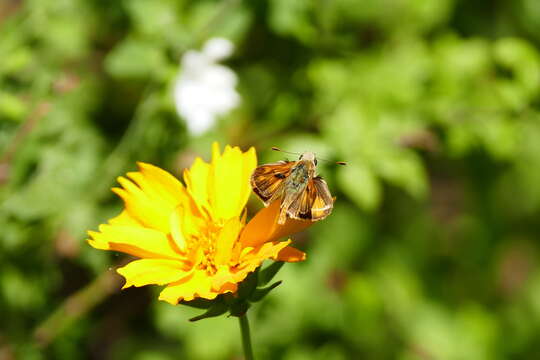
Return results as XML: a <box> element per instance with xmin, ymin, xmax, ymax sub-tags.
<box><xmin>250</xmin><ymin>148</ymin><xmax>345</xmax><ymax>225</ymax></box>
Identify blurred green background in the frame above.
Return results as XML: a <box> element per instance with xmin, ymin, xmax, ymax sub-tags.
<box><xmin>2</xmin><ymin>0</ymin><xmax>540</xmax><ymax>359</ymax></box>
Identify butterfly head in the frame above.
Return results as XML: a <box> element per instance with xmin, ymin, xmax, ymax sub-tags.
<box><xmin>299</xmin><ymin>152</ymin><xmax>317</xmax><ymax>165</ymax></box>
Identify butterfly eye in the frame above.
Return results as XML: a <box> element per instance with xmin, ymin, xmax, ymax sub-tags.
<box><xmin>314</xmin><ymin>158</ymin><xmax>318</xmax><ymax>166</ymax></box>
<box><xmin>299</xmin><ymin>154</ymin><xmax>303</xmax><ymax>160</ymax></box>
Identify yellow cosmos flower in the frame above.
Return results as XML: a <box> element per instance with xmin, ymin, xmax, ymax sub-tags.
<box><xmin>88</xmin><ymin>143</ymin><xmax>310</xmax><ymax>305</ymax></box>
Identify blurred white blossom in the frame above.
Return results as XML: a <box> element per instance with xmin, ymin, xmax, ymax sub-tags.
<box><xmin>174</xmin><ymin>38</ymin><xmax>240</xmax><ymax>135</ymax></box>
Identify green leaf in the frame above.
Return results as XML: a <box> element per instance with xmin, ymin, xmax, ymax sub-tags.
<box><xmin>180</xmin><ymin>298</ymin><xmax>214</xmax><ymax>309</ymax></box>
<box><xmin>0</xmin><ymin>93</ymin><xmax>27</xmax><ymax>121</ymax></box>
<box><xmin>237</xmin><ymin>270</ymin><xmax>259</xmax><ymax>300</ymax></box>
<box><xmin>249</xmin><ymin>281</ymin><xmax>282</xmax><ymax>303</ymax></box>
<box><xmin>494</xmin><ymin>37</ymin><xmax>540</xmax><ymax>96</ymax></box>
<box><xmin>376</xmin><ymin>152</ymin><xmax>428</xmax><ymax>199</ymax></box>
<box><xmin>337</xmin><ymin>163</ymin><xmax>381</xmax><ymax>211</ymax></box>
<box><xmin>189</xmin><ymin>300</ymin><xmax>228</xmax><ymax>322</ymax></box>
<box><xmin>258</xmin><ymin>261</ymin><xmax>284</xmax><ymax>286</ymax></box>
<box><xmin>268</xmin><ymin>0</ymin><xmax>316</xmax><ymax>45</ymax></box>
<box><xmin>105</xmin><ymin>37</ymin><xmax>166</xmax><ymax>79</ymax></box>
<box><xmin>125</xmin><ymin>0</ymin><xmax>179</xmax><ymax>38</ymax></box>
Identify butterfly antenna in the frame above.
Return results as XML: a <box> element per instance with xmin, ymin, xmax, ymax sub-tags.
<box><xmin>317</xmin><ymin>155</ymin><xmax>347</xmax><ymax>166</ymax></box>
<box><xmin>271</xmin><ymin>147</ymin><xmax>301</xmax><ymax>155</ymax></box>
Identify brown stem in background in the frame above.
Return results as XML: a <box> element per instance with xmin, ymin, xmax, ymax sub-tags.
<box><xmin>0</xmin><ymin>0</ymin><xmax>22</xmax><ymax>24</ymax></box>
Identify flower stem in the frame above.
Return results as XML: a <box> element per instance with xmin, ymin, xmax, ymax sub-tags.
<box><xmin>238</xmin><ymin>314</ymin><xmax>255</xmax><ymax>360</ymax></box>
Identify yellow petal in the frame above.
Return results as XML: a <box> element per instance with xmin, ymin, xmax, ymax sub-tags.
<box><xmin>209</xmin><ymin>145</ymin><xmax>243</xmax><ymax>219</ymax></box>
<box><xmin>113</xmin><ymin>179</ymin><xmax>171</xmax><ymax>233</ymax></box>
<box><xmin>240</xmin><ymin>200</ymin><xmax>312</xmax><ymax>247</ymax></box>
<box><xmin>108</xmin><ymin>210</ymin><xmax>140</xmax><ymax>226</ymax></box>
<box><xmin>158</xmin><ymin>270</ymin><xmax>217</xmax><ymax>304</ymax></box>
<box><xmin>211</xmin><ymin>141</ymin><xmax>221</xmax><ymax>164</ymax></box>
<box><xmin>232</xmin><ymin>240</ymin><xmax>292</xmax><ymax>281</ymax></box>
<box><xmin>217</xmin><ymin>281</ymin><xmax>237</xmax><ymax>294</ymax></box>
<box><xmin>87</xmin><ymin>225</ymin><xmax>183</xmax><ymax>260</ymax></box>
<box><xmin>117</xmin><ymin>259</ymin><xmax>191</xmax><ymax>289</ymax></box>
<box><xmin>127</xmin><ymin>172</ymin><xmax>175</xmax><ymax>211</ymax></box>
<box><xmin>169</xmin><ymin>206</ymin><xmax>186</xmax><ymax>251</ymax></box>
<box><xmin>211</xmin><ymin>266</ymin><xmax>233</xmax><ymax>289</ymax></box>
<box><xmin>239</xmin><ymin>239</ymin><xmax>291</xmax><ymax>265</ymax></box>
<box><xmin>214</xmin><ymin>217</ymin><xmax>243</xmax><ymax>266</ymax></box>
<box><xmin>137</xmin><ymin>162</ymin><xmax>187</xmax><ymax>205</ymax></box>
<box><xmin>208</xmin><ymin>143</ymin><xmax>257</xmax><ymax>221</ymax></box>
<box><xmin>240</xmin><ymin>147</ymin><xmax>257</xmax><ymax>214</ymax></box>
<box><xmin>112</xmin><ymin>163</ymin><xmax>188</xmax><ymax>233</ymax></box>
<box><xmin>275</xmin><ymin>245</ymin><xmax>306</xmax><ymax>262</ymax></box>
<box><xmin>183</xmin><ymin>157</ymin><xmax>211</xmax><ymax>216</ymax></box>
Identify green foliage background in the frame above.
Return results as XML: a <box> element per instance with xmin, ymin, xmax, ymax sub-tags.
<box><xmin>2</xmin><ymin>0</ymin><xmax>540</xmax><ymax>359</ymax></box>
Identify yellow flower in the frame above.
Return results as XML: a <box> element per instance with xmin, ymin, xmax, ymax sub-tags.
<box><xmin>88</xmin><ymin>143</ymin><xmax>310</xmax><ymax>305</ymax></box>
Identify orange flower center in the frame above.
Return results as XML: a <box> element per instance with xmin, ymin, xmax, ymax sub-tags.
<box><xmin>186</xmin><ymin>223</ymin><xmax>223</xmax><ymax>275</ymax></box>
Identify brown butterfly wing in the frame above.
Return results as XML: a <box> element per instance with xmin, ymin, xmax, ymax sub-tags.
<box><xmin>287</xmin><ymin>176</ymin><xmax>334</xmax><ymax>221</ymax></box>
<box><xmin>250</xmin><ymin>161</ymin><xmax>295</xmax><ymax>206</ymax></box>
<box><xmin>309</xmin><ymin>177</ymin><xmax>334</xmax><ymax>220</ymax></box>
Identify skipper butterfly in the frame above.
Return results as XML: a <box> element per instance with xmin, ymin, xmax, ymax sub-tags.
<box><xmin>251</xmin><ymin>148</ymin><xmax>345</xmax><ymax>224</ymax></box>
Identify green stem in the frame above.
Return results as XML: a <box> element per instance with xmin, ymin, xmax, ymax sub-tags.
<box><xmin>238</xmin><ymin>314</ymin><xmax>255</xmax><ymax>360</ymax></box>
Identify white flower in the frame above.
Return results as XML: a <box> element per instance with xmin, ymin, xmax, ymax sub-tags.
<box><xmin>174</xmin><ymin>38</ymin><xmax>240</xmax><ymax>135</ymax></box>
